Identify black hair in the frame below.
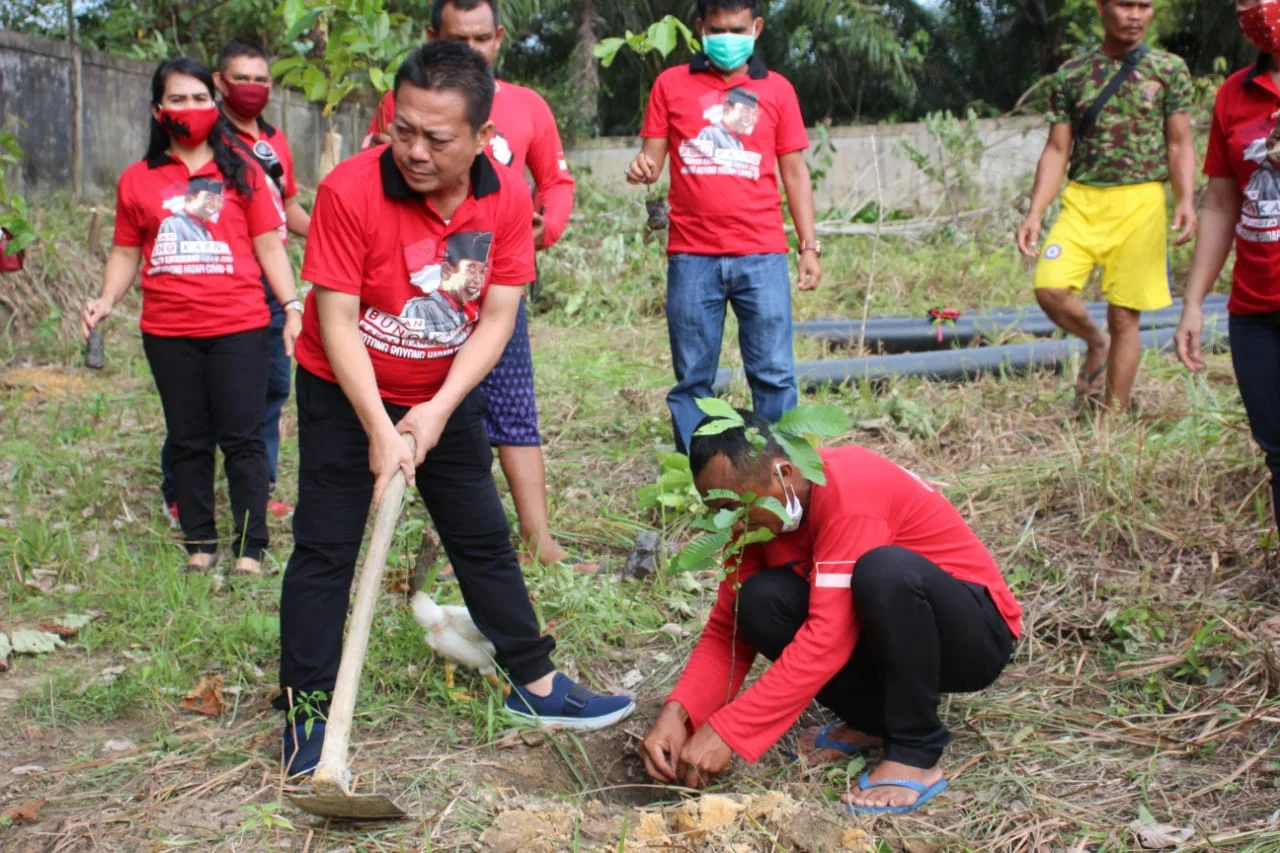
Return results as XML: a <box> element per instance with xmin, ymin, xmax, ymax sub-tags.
<box><xmin>431</xmin><ymin>0</ymin><xmax>499</xmax><ymax>31</ymax></box>
<box><xmin>143</xmin><ymin>57</ymin><xmax>251</xmax><ymax>196</ymax></box>
<box><xmin>393</xmin><ymin>41</ymin><xmax>495</xmax><ymax>134</ymax></box>
<box><xmin>688</xmin><ymin>408</ymin><xmax>786</xmax><ymax>480</ymax></box>
<box><xmin>696</xmin><ymin>0</ymin><xmax>760</xmax><ymax>18</ymax></box>
<box><xmin>216</xmin><ymin>39</ymin><xmax>270</xmax><ymax>72</ymax></box>
<box><xmin>186</xmin><ymin>176</ymin><xmax>224</xmax><ymax>196</ymax></box>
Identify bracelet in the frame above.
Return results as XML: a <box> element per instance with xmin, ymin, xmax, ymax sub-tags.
<box><xmin>283</xmin><ymin>299</ymin><xmax>303</xmax><ymax>313</ymax></box>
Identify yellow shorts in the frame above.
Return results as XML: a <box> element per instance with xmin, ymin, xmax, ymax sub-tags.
<box><xmin>1033</xmin><ymin>181</ymin><xmax>1173</xmax><ymax>312</ymax></box>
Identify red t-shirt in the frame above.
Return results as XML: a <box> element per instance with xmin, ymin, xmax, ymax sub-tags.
<box><xmin>363</xmin><ymin>81</ymin><xmax>575</xmax><ymax>247</ymax></box>
<box><xmin>1202</xmin><ymin>60</ymin><xmax>1280</xmax><ymax>315</ymax></box>
<box><xmin>641</xmin><ymin>55</ymin><xmax>809</xmax><ymax>256</ymax></box>
<box><xmin>295</xmin><ymin>147</ymin><xmax>536</xmax><ymax>406</ymax></box>
<box><xmin>229</xmin><ymin>117</ymin><xmax>297</xmax><ymax>244</ymax></box>
<box><xmin>113</xmin><ymin>154</ymin><xmax>279</xmax><ymax>338</ymax></box>
<box><xmin>666</xmin><ymin>445</ymin><xmax>1022</xmax><ymax>763</ymax></box>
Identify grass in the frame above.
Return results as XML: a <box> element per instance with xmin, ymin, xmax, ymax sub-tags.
<box><xmin>1</xmin><ymin>180</ymin><xmax>1277</xmax><ymax>851</ymax></box>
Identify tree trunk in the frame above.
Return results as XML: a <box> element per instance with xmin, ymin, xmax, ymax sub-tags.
<box><xmin>318</xmin><ymin>131</ymin><xmax>343</xmax><ymax>182</ymax></box>
<box><xmin>570</xmin><ymin>0</ymin><xmax>600</xmax><ymax>137</ymax></box>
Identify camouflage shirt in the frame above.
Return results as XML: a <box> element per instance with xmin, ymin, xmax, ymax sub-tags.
<box><xmin>1046</xmin><ymin>46</ymin><xmax>1193</xmax><ymax>187</ymax></box>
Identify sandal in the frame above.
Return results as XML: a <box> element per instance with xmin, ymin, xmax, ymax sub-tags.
<box><xmin>787</xmin><ymin>721</ymin><xmax>878</xmax><ymax>763</ymax></box>
<box><xmin>185</xmin><ymin>552</ymin><xmax>219</xmax><ymax>573</ymax></box>
<box><xmin>841</xmin><ymin>771</ymin><xmax>949</xmax><ymax>815</ymax></box>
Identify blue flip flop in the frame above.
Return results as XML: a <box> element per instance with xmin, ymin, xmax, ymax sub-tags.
<box><xmin>841</xmin><ymin>771</ymin><xmax>948</xmax><ymax>815</ymax></box>
<box><xmin>786</xmin><ymin>721</ymin><xmax>871</xmax><ymax>763</ymax></box>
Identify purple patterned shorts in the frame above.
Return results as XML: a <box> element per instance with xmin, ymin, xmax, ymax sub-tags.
<box><xmin>479</xmin><ymin>296</ymin><xmax>541</xmax><ymax>446</ymax></box>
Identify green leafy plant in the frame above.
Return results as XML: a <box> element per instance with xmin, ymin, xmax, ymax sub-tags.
<box><xmin>898</xmin><ymin>108</ymin><xmax>985</xmax><ymax>231</ymax></box>
<box><xmin>285</xmin><ymin>689</ymin><xmax>328</xmax><ymax>739</ymax></box>
<box><xmin>0</xmin><ymin>132</ymin><xmax>37</xmax><ymax>257</ymax></box>
<box><xmin>238</xmin><ymin>801</ymin><xmax>295</xmax><ymax>835</ymax></box>
<box><xmin>593</xmin><ymin>14</ymin><xmax>698</xmax><ymax>70</ymax></box>
<box><xmin>272</xmin><ymin>0</ymin><xmax>416</xmax><ymax>128</ymax></box>
<box><xmin>593</xmin><ymin>14</ymin><xmax>699</xmax><ymax>123</ymax></box>
<box><xmin>671</xmin><ymin>399</ymin><xmax>850</xmax><ymax>575</ymax></box>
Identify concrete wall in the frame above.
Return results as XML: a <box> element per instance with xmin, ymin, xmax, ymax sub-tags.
<box><xmin>0</xmin><ymin>30</ymin><xmax>369</xmax><ymax>197</ymax></box>
<box><xmin>3</xmin><ymin>30</ymin><xmax>1046</xmax><ymax>208</ymax></box>
<box><xmin>565</xmin><ymin>117</ymin><xmax>1048</xmax><ymax>212</ymax></box>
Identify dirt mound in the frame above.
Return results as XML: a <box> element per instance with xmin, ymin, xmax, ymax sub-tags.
<box><xmin>479</xmin><ymin>791</ymin><xmax>877</xmax><ymax>853</ymax></box>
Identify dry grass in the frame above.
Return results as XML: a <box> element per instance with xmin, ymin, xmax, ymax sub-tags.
<box><xmin>0</xmin><ymin>188</ymin><xmax>1277</xmax><ymax>851</ymax></box>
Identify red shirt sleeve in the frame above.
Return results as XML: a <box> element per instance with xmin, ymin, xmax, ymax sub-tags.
<box><xmin>1202</xmin><ymin>81</ymin><xmax>1233</xmax><ymax>179</ymax></box>
<box><xmin>112</xmin><ymin>168</ymin><xmax>144</xmax><ymax>248</ymax></box>
<box><xmin>774</xmin><ymin>76</ymin><xmax>809</xmax><ymax>155</ymax></box>
<box><xmin>640</xmin><ymin>73</ymin><xmax>670</xmax><ymax>139</ymax></box>
<box><xmin>300</xmin><ymin>180</ymin><xmax>368</xmax><ymax>295</ymax></box>
<box><xmin>489</xmin><ymin>179</ymin><xmax>536</xmax><ymax>286</ymax></box>
<box><xmin>361</xmin><ymin>92</ymin><xmax>396</xmax><ymax>150</ymax></box>
<box><xmin>666</xmin><ymin>546</ymin><xmax>764</xmax><ymax>731</ymax></box>
<box><xmin>525</xmin><ymin>92</ymin><xmax>575</xmax><ymax>248</ymax></box>
<box><xmin>705</xmin><ymin>514</ymin><xmax>889</xmax><ymax>763</ymax></box>
<box><xmin>243</xmin><ymin>165</ymin><xmax>284</xmax><ymax>238</ymax></box>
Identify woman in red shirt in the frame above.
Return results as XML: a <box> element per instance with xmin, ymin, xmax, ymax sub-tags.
<box><xmin>1177</xmin><ymin>0</ymin><xmax>1280</xmax><ymax>530</ymax></box>
<box><xmin>80</xmin><ymin>57</ymin><xmax>302</xmax><ymax>575</ymax></box>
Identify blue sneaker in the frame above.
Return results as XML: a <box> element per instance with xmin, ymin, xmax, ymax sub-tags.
<box><xmin>504</xmin><ymin>673</ymin><xmax>635</xmax><ymax>730</ymax></box>
<box><xmin>282</xmin><ymin>719</ymin><xmax>325</xmax><ymax>776</ymax></box>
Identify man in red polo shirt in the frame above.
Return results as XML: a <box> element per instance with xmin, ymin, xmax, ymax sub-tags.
<box><xmin>277</xmin><ymin>41</ymin><xmax>633</xmax><ymax>776</ymax></box>
<box><xmin>363</xmin><ymin>0</ymin><xmax>581</xmax><ymax>567</ymax></box>
<box><xmin>157</xmin><ymin>40</ymin><xmax>312</xmax><ymax>520</ymax></box>
<box><xmin>640</xmin><ymin>411</ymin><xmax>1021</xmax><ymax>815</ymax></box>
<box><xmin>627</xmin><ymin>0</ymin><xmax>822</xmax><ymax>455</ymax></box>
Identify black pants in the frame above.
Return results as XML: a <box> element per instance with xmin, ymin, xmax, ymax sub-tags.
<box><xmin>276</xmin><ymin>367</ymin><xmax>556</xmax><ymax>709</ymax></box>
<box><xmin>143</xmin><ymin>329</ymin><xmax>270</xmax><ymax>560</ymax></box>
<box><xmin>1229</xmin><ymin>312</ymin><xmax>1280</xmax><ymax>530</ymax></box>
<box><xmin>737</xmin><ymin>546</ymin><xmax>1013</xmax><ymax>769</ymax></box>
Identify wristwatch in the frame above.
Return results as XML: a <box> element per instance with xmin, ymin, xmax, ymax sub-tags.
<box><xmin>283</xmin><ymin>298</ymin><xmax>303</xmax><ymax>313</ymax></box>
<box><xmin>798</xmin><ymin>240</ymin><xmax>822</xmax><ymax>256</ymax></box>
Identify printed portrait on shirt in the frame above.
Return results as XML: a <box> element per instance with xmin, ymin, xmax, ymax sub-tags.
<box><xmin>398</xmin><ymin>230</ymin><xmax>493</xmax><ymax>348</ymax></box>
<box><xmin>489</xmin><ymin>131</ymin><xmax>514</xmax><ymax>167</ymax></box>
<box><xmin>678</xmin><ymin>87</ymin><xmax>764</xmax><ymax>181</ymax></box>
<box><xmin>1236</xmin><ymin>114</ymin><xmax>1280</xmax><ymax>245</ymax></box>
<box><xmin>150</xmin><ymin>176</ymin><xmax>235</xmax><ymax>274</ymax></box>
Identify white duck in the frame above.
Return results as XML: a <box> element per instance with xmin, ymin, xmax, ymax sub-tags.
<box><xmin>409</xmin><ymin>591</ymin><xmax>504</xmax><ymax>695</ymax></box>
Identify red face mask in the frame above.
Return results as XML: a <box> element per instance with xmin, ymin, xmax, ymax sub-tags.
<box><xmin>157</xmin><ymin>106</ymin><xmax>220</xmax><ymax>146</ymax></box>
<box><xmin>222</xmin><ymin>82</ymin><xmax>271</xmax><ymax>119</ymax></box>
<box><xmin>1240</xmin><ymin>1</ymin><xmax>1280</xmax><ymax>55</ymax></box>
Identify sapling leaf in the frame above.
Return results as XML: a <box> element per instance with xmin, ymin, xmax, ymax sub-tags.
<box><xmin>703</xmin><ymin>489</ymin><xmax>742</xmax><ymax>503</ymax></box>
<box><xmin>775</xmin><ymin>433</ymin><xmax>826</xmax><ymax>485</ymax></box>
<box><xmin>694</xmin><ymin>417</ymin><xmax>745</xmax><ymax>437</ymax></box>
<box><xmin>674</xmin><ymin>532</ymin><xmax>732</xmax><ymax>572</ymax></box>
<box><xmin>593</xmin><ymin>37</ymin><xmax>624</xmax><ymax>66</ymax></box>
<box><xmin>694</xmin><ymin>398</ymin><xmax>741</xmax><ymax>421</ymax></box>
<box><xmin>711</xmin><ymin>507</ymin><xmax>742</xmax><ymax>530</ymax></box>
<box><xmin>775</xmin><ymin>404</ymin><xmax>851</xmax><ymax>438</ymax></box>
<box><xmin>753</xmin><ymin>495</ymin><xmax>788</xmax><ymax>523</ymax></box>
<box><xmin>742</xmin><ymin>527</ymin><xmax>775</xmax><ymax>545</ymax></box>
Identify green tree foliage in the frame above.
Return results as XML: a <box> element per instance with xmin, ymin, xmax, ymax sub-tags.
<box><xmin>0</xmin><ymin>0</ymin><xmax>1259</xmax><ymax>133</ymax></box>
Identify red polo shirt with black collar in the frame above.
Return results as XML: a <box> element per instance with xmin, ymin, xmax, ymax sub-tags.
<box><xmin>113</xmin><ymin>152</ymin><xmax>279</xmax><ymax>338</ymax></box>
<box><xmin>1203</xmin><ymin>55</ymin><xmax>1280</xmax><ymax>315</ymax></box>
<box><xmin>641</xmin><ymin>53</ymin><xmax>809</xmax><ymax>257</ymax></box>
<box><xmin>295</xmin><ymin>146</ymin><xmax>536</xmax><ymax>406</ymax></box>
<box><xmin>224</xmin><ymin>112</ymin><xmax>297</xmax><ymax>244</ymax></box>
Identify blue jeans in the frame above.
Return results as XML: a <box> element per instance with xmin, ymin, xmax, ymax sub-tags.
<box><xmin>1229</xmin><ymin>312</ymin><xmax>1280</xmax><ymax>530</ymax></box>
<box><xmin>161</xmin><ymin>280</ymin><xmax>291</xmax><ymax>502</ymax></box>
<box><xmin>665</xmin><ymin>252</ymin><xmax>797</xmax><ymax>454</ymax></box>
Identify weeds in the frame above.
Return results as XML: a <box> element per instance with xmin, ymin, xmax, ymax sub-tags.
<box><xmin>0</xmin><ymin>180</ymin><xmax>1274</xmax><ymax>851</ymax></box>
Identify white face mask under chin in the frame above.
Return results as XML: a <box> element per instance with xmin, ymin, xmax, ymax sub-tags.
<box><xmin>776</xmin><ymin>464</ymin><xmax>803</xmax><ymax>533</ymax></box>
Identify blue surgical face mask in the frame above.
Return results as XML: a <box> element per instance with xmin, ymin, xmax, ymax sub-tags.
<box><xmin>702</xmin><ymin>31</ymin><xmax>756</xmax><ymax>71</ymax></box>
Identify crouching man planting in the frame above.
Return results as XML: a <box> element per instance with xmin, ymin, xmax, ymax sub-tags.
<box><xmin>640</xmin><ymin>410</ymin><xmax>1022</xmax><ymax>815</ymax></box>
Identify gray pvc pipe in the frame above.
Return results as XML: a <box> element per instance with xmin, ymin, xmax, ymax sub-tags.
<box><xmin>713</xmin><ymin>311</ymin><xmax>1229</xmax><ymax>392</ymax></box>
